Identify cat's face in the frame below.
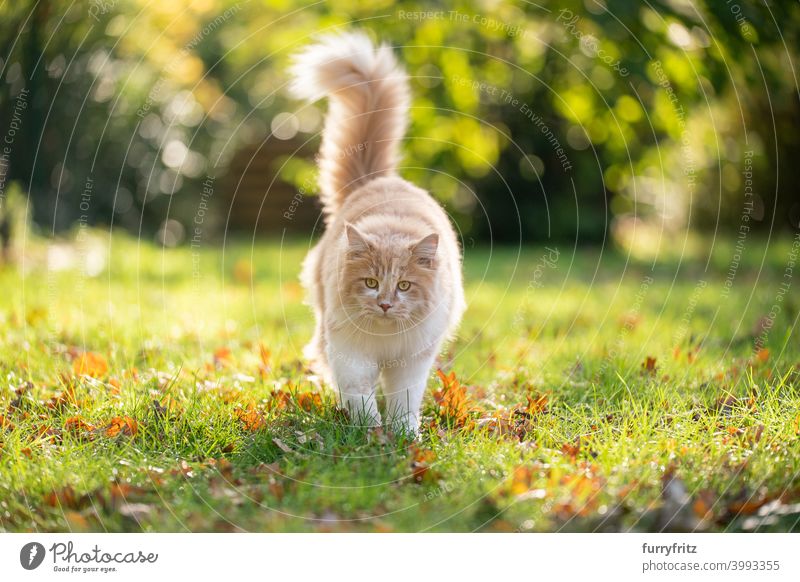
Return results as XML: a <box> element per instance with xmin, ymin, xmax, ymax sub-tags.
<box><xmin>340</xmin><ymin>224</ymin><xmax>438</xmax><ymax>327</ymax></box>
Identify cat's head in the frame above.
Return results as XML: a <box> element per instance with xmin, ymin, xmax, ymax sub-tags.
<box><xmin>339</xmin><ymin>223</ymin><xmax>438</xmax><ymax>327</ymax></box>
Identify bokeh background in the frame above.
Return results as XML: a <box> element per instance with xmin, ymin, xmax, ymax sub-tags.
<box><xmin>1</xmin><ymin>0</ymin><xmax>798</xmax><ymax>252</ymax></box>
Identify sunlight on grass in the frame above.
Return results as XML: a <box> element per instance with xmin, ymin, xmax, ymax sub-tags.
<box><xmin>0</xmin><ymin>232</ymin><xmax>797</xmax><ymax>532</ymax></box>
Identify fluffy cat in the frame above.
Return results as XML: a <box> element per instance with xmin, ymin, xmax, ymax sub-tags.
<box><xmin>290</xmin><ymin>31</ymin><xmax>465</xmax><ymax>434</ymax></box>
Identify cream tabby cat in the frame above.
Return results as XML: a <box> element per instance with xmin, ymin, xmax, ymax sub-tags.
<box><xmin>290</xmin><ymin>31</ymin><xmax>465</xmax><ymax>434</ymax></box>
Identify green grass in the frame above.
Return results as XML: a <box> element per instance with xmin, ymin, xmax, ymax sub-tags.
<box><xmin>0</xmin><ymin>231</ymin><xmax>798</xmax><ymax>532</ymax></box>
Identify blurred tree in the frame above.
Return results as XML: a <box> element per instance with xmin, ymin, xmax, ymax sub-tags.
<box><xmin>0</xmin><ymin>0</ymin><xmax>797</xmax><ymax>245</ymax></box>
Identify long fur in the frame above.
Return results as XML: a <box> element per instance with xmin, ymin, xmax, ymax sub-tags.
<box><xmin>290</xmin><ymin>31</ymin><xmax>410</xmax><ymax>217</ymax></box>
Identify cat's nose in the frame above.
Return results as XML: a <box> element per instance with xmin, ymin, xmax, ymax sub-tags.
<box><xmin>379</xmin><ymin>302</ymin><xmax>392</xmax><ymax>313</ymax></box>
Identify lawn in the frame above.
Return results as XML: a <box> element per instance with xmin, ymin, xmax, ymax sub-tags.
<box><xmin>0</xmin><ymin>232</ymin><xmax>798</xmax><ymax>532</ymax></box>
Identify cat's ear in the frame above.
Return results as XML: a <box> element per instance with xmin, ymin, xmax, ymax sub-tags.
<box><xmin>344</xmin><ymin>223</ymin><xmax>371</xmax><ymax>255</ymax></box>
<box><xmin>410</xmin><ymin>233</ymin><xmax>439</xmax><ymax>268</ymax></box>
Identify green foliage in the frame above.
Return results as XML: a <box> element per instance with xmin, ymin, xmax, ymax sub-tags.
<box><xmin>1</xmin><ymin>0</ymin><xmax>798</xmax><ymax>241</ymax></box>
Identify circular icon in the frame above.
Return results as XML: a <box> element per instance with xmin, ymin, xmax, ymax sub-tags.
<box><xmin>20</xmin><ymin>542</ymin><xmax>46</xmax><ymax>570</ymax></box>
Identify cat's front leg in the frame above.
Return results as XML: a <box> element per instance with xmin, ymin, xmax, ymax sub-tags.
<box><xmin>381</xmin><ymin>350</ymin><xmax>437</xmax><ymax>435</ymax></box>
<box><xmin>327</xmin><ymin>341</ymin><xmax>381</xmax><ymax>427</ymax></box>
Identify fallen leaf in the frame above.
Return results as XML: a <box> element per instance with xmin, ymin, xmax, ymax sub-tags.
<box><xmin>64</xmin><ymin>416</ymin><xmax>95</xmax><ymax>440</ymax></box>
<box><xmin>44</xmin><ymin>486</ymin><xmax>87</xmax><ymax>510</ymax></box>
<box><xmin>432</xmin><ymin>369</ymin><xmax>476</xmax><ymax>429</ymax></box>
<box><xmin>102</xmin><ymin>416</ymin><xmax>138</xmax><ymax>438</ymax></box>
<box><xmin>0</xmin><ymin>415</ymin><xmax>15</xmax><ymax>432</ymax></box>
<box><xmin>296</xmin><ymin>392</ymin><xmax>322</xmax><ymax>412</ymax></box>
<box><xmin>692</xmin><ymin>489</ymin><xmax>717</xmax><ymax>520</ymax></box>
<box><xmin>236</xmin><ymin>405</ymin><xmax>265</xmax><ymax>432</ymax></box>
<box><xmin>561</xmin><ymin>439</ymin><xmax>581</xmax><ymax>459</ymax></box>
<box><xmin>272</xmin><ymin>437</ymin><xmax>292</xmax><ymax>453</ymax></box>
<box><xmin>73</xmin><ymin>352</ymin><xmax>108</xmax><ymax>378</ymax></box>
<box><xmin>525</xmin><ymin>391</ymin><xmax>549</xmax><ymax>416</ymax></box>
<box><xmin>409</xmin><ymin>444</ymin><xmax>436</xmax><ymax>483</ymax></box>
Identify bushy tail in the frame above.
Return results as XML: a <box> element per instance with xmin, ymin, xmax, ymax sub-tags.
<box><xmin>289</xmin><ymin>31</ymin><xmax>409</xmax><ymax>216</ymax></box>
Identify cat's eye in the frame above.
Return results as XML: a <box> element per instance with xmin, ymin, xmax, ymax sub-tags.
<box><xmin>365</xmin><ymin>278</ymin><xmax>379</xmax><ymax>289</ymax></box>
<box><xmin>397</xmin><ymin>280</ymin><xmax>411</xmax><ymax>291</ymax></box>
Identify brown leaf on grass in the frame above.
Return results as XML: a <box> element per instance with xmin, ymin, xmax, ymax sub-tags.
<box><xmin>236</xmin><ymin>405</ymin><xmax>265</xmax><ymax>432</ymax></box>
<box><xmin>101</xmin><ymin>416</ymin><xmax>138</xmax><ymax>438</ymax></box>
<box><xmin>44</xmin><ymin>485</ymin><xmax>88</xmax><ymax>510</ymax></box>
<box><xmin>409</xmin><ymin>444</ymin><xmax>436</xmax><ymax>483</ymax></box>
<box><xmin>727</xmin><ymin>489</ymin><xmax>782</xmax><ymax>518</ymax></box>
<box><xmin>0</xmin><ymin>415</ymin><xmax>15</xmax><ymax>432</ymax></box>
<box><xmin>692</xmin><ymin>489</ymin><xmax>717</xmax><ymax>520</ymax></box>
<box><xmin>714</xmin><ymin>395</ymin><xmax>738</xmax><ymax>416</ymax></box>
<box><xmin>432</xmin><ymin>369</ymin><xmax>476</xmax><ymax>430</ymax></box>
<box><xmin>267</xmin><ymin>388</ymin><xmax>293</xmax><ymax>411</ymax></box>
<box><xmin>72</xmin><ymin>352</ymin><xmax>108</xmax><ymax>378</ymax></box>
<box><xmin>561</xmin><ymin>439</ymin><xmax>581</xmax><ymax>459</ymax></box>
<box><xmin>296</xmin><ymin>392</ymin><xmax>323</xmax><ymax>413</ymax></box>
<box><xmin>750</xmin><ymin>424</ymin><xmax>765</xmax><ymax>444</ymax></box>
<box><xmin>64</xmin><ymin>416</ymin><xmax>95</xmax><ymax>441</ymax></box>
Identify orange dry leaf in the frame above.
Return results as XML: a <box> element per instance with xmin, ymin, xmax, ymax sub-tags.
<box><xmin>433</xmin><ymin>369</ymin><xmax>475</xmax><ymax>429</ymax></box>
<box><xmin>561</xmin><ymin>439</ymin><xmax>581</xmax><ymax>459</ymax></box>
<box><xmin>236</xmin><ymin>405</ymin><xmax>265</xmax><ymax>432</ymax></box>
<box><xmin>525</xmin><ymin>391</ymin><xmax>548</xmax><ymax>416</ymax></box>
<box><xmin>73</xmin><ymin>352</ymin><xmax>109</xmax><ymax>378</ymax></box>
<box><xmin>44</xmin><ymin>485</ymin><xmax>84</xmax><ymax>509</ymax></box>
<box><xmin>103</xmin><ymin>416</ymin><xmax>138</xmax><ymax>438</ymax></box>
<box><xmin>0</xmin><ymin>415</ymin><xmax>15</xmax><ymax>432</ymax></box>
<box><xmin>64</xmin><ymin>416</ymin><xmax>95</xmax><ymax>440</ymax></box>
<box><xmin>409</xmin><ymin>444</ymin><xmax>436</xmax><ymax>483</ymax></box>
<box><xmin>268</xmin><ymin>389</ymin><xmax>293</xmax><ymax>411</ymax></box>
<box><xmin>296</xmin><ymin>392</ymin><xmax>322</xmax><ymax>412</ymax></box>
<box><xmin>692</xmin><ymin>489</ymin><xmax>716</xmax><ymax>520</ymax></box>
